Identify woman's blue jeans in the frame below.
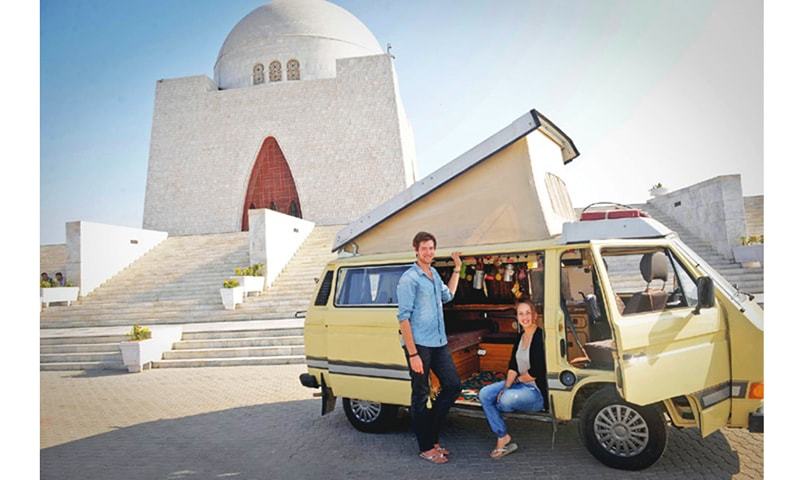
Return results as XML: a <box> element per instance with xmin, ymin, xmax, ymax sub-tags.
<box><xmin>478</xmin><ymin>380</ymin><xmax>544</xmax><ymax>438</ymax></box>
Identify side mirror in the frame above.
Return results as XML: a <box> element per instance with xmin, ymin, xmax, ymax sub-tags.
<box><xmin>693</xmin><ymin>276</ymin><xmax>716</xmax><ymax>314</ymax></box>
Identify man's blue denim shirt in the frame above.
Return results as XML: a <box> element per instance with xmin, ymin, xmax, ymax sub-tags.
<box><xmin>396</xmin><ymin>263</ymin><xmax>454</xmax><ymax>348</ymax></box>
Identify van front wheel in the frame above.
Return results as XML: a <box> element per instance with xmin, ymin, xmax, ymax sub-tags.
<box><xmin>343</xmin><ymin>398</ymin><xmax>398</xmax><ymax>433</ymax></box>
<box><xmin>579</xmin><ymin>388</ymin><xmax>668</xmax><ymax>470</ymax></box>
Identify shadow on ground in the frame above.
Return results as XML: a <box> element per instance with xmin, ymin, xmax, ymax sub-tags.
<box><xmin>41</xmin><ymin>399</ymin><xmax>743</xmax><ymax>480</ymax></box>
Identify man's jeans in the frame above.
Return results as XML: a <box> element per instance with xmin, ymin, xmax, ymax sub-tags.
<box><xmin>406</xmin><ymin>344</ymin><xmax>462</xmax><ymax>452</ymax></box>
<box><xmin>478</xmin><ymin>380</ymin><xmax>544</xmax><ymax>438</ymax></box>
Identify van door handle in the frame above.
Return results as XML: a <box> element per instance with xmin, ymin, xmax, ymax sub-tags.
<box><xmin>560</xmin><ymin>339</ymin><xmax>566</xmax><ymax>357</ymax></box>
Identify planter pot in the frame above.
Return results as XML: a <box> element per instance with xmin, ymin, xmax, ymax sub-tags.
<box><xmin>733</xmin><ymin>244</ymin><xmax>763</xmax><ymax>267</ymax></box>
<box><xmin>649</xmin><ymin>186</ymin><xmax>667</xmax><ymax>197</ymax></box>
<box><xmin>233</xmin><ymin>276</ymin><xmax>266</xmax><ymax>298</ymax></box>
<box><xmin>40</xmin><ymin>286</ymin><xmax>80</xmax><ymax>307</ymax></box>
<box><xmin>119</xmin><ymin>326</ymin><xmax>182</xmax><ymax>373</ymax></box>
<box><xmin>220</xmin><ymin>286</ymin><xmax>244</xmax><ymax>310</ymax></box>
<box><xmin>119</xmin><ymin>339</ymin><xmax>153</xmax><ymax>373</ymax></box>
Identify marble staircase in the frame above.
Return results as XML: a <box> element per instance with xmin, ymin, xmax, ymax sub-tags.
<box><xmin>641</xmin><ymin>204</ymin><xmax>763</xmax><ymax>296</ymax></box>
<box><xmin>40</xmin><ymin>226</ymin><xmax>340</xmax><ymax>329</ymax></box>
<box><xmin>151</xmin><ymin>326</ymin><xmax>305</xmax><ymax>368</ymax></box>
<box><xmin>40</xmin><ymin>333</ymin><xmax>127</xmax><ymax>371</ymax></box>
<box><xmin>39</xmin><ymin>225</ymin><xmax>340</xmax><ymax>370</ymax></box>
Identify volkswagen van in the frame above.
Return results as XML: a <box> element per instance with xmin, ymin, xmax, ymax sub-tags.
<box><xmin>297</xmin><ymin>110</ymin><xmax>763</xmax><ymax>470</ymax></box>
<box><xmin>300</xmin><ymin>211</ymin><xmax>763</xmax><ymax>470</ymax></box>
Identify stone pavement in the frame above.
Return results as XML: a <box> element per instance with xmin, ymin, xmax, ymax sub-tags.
<box><xmin>41</xmin><ymin>365</ymin><xmax>763</xmax><ymax>480</ymax></box>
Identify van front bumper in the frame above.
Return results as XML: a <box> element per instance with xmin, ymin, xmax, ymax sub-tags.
<box><xmin>748</xmin><ymin>409</ymin><xmax>763</xmax><ymax>433</ymax></box>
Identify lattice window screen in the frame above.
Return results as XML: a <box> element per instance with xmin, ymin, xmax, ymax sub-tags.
<box><xmin>253</xmin><ymin>63</ymin><xmax>265</xmax><ymax>85</ymax></box>
<box><xmin>269</xmin><ymin>61</ymin><xmax>282</xmax><ymax>82</ymax></box>
<box><xmin>287</xmin><ymin>59</ymin><xmax>300</xmax><ymax>81</ymax></box>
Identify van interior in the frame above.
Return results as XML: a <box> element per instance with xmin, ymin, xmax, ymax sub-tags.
<box><xmin>428</xmin><ymin>248</ymin><xmax>616</xmax><ymax>410</ymax></box>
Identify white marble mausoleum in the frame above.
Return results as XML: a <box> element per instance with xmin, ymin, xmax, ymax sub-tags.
<box><xmin>143</xmin><ymin>0</ymin><xmax>418</xmax><ymax>235</ymax></box>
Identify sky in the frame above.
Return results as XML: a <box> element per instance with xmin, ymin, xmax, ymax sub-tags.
<box><xmin>40</xmin><ymin>0</ymin><xmax>763</xmax><ymax>244</ymax></box>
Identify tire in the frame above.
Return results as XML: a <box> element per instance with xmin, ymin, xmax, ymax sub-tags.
<box><xmin>578</xmin><ymin>387</ymin><xmax>668</xmax><ymax>470</ymax></box>
<box><xmin>342</xmin><ymin>397</ymin><xmax>399</xmax><ymax>433</ymax></box>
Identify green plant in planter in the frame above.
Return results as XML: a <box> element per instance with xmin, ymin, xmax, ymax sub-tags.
<box><xmin>129</xmin><ymin>324</ymin><xmax>152</xmax><ymax>341</ymax></box>
<box><xmin>740</xmin><ymin>235</ymin><xmax>765</xmax><ymax>246</ymax></box>
<box><xmin>223</xmin><ymin>278</ymin><xmax>240</xmax><ymax>289</ymax></box>
<box><xmin>250</xmin><ymin>263</ymin><xmax>264</xmax><ymax>277</ymax></box>
<box><xmin>233</xmin><ymin>263</ymin><xmax>264</xmax><ymax>277</ymax></box>
<box><xmin>40</xmin><ymin>279</ymin><xmax>75</xmax><ymax>288</ymax></box>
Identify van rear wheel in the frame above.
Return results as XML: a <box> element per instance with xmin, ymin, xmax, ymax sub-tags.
<box><xmin>578</xmin><ymin>387</ymin><xmax>667</xmax><ymax>470</ymax></box>
<box><xmin>343</xmin><ymin>398</ymin><xmax>398</xmax><ymax>433</ymax></box>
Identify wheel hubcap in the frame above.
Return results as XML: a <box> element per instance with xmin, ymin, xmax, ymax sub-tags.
<box><xmin>593</xmin><ymin>404</ymin><xmax>649</xmax><ymax>457</ymax></box>
<box><xmin>350</xmin><ymin>399</ymin><xmax>381</xmax><ymax>423</ymax></box>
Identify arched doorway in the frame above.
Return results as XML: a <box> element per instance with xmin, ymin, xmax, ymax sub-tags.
<box><xmin>241</xmin><ymin>137</ymin><xmax>302</xmax><ymax>231</ymax></box>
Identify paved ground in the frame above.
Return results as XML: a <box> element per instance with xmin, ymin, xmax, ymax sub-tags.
<box><xmin>41</xmin><ymin>365</ymin><xmax>763</xmax><ymax>479</ymax></box>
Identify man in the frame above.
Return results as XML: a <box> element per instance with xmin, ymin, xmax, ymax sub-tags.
<box><xmin>397</xmin><ymin>231</ymin><xmax>462</xmax><ymax>464</ymax></box>
<box><xmin>41</xmin><ymin>272</ymin><xmax>52</xmax><ymax>286</ymax></box>
<box><xmin>54</xmin><ymin>272</ymin><xmax>66</xmax><ymax>287</ymax></box>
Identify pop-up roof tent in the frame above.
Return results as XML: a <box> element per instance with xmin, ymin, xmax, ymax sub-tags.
<box><xmin>332</xmin><ymin>109</ymin><xmax>580</xmax><ymax>255</ymax></box>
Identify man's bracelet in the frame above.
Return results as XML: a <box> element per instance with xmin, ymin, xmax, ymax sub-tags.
<box><xmin>409</xmin><ymin>352</ymin><xmax>419</xmax><ymax>358</ymax></box>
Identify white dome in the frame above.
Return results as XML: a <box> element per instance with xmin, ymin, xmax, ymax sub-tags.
<box><xmin>214</xmin><ymin>0</ymin><xmax>383</xmax><ymax>89</ymax></box>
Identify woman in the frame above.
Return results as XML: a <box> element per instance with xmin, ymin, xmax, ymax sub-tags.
<box><xmin>478</xmin><ymin>299</ymin><xmax>548</xmax><ymax>458</ymax></box>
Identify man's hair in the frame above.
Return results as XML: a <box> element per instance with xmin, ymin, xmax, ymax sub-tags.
<box><xmin>55</xmin><ymin>272</ymin><xmax>63</xmax><ymax>278</ymax></box>
<box><xmin>412</xmin><ymin>231</ymin><xmax>437</xmax><ymax>250</ymax></box>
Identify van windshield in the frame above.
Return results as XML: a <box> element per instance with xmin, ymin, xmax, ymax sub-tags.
<box><xmin>672</xmin><ymin>239</ymin><xmax>746</xmax><ymax>309</ymax></box>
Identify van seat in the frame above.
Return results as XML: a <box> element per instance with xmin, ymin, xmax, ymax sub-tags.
<box><xmin>623</xmin><ymin>252</ymin><xmax>669</xmax><ymax>315</ymax></box>
<box><xmin>583</xmin><ymin>339</ymin><xmax>615</xmax><ymax>369</ymax></box>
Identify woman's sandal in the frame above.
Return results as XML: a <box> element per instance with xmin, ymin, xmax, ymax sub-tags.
<box><xmin>490</xmin><ymin>442</ymin><xmax>518</xmax><ymax>459</ymax></box>
<box><xmin>419</xmin><ymin>451</ymin><xmax>448</xmax><ymax>464</ymax></box>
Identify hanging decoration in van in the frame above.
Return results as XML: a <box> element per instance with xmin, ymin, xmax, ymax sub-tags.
<box><xmin>503</xmin><ymin>263</ymin><xmax>515</xmax><ymax>282</ymax></box>
<box><xmin>473</xmin><ymin>258</ymin><xmax>485</xmax><ymax>289</ymax></box>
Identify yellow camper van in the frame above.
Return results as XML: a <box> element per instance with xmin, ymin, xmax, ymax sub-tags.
<box><xmin>298</xmin><ymin>111</ymin><xmax>764</xmax><ymax>471</ymax></box>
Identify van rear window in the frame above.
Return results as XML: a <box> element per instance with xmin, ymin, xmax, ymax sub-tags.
<box><xmin>335</xmin><ymin>264</ymin><xmax>411</xmax><ymax>306</ymax></box>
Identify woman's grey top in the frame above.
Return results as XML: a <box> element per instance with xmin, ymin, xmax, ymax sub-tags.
<box><xmin>508</xmin><ymin>328</ymin><xmax>548</xmax><ymax>409</ymax></box>
<box><xmin>515</xmin><ymin>335</ymin><xmax>535</xmax><ymax>385</ymax></box>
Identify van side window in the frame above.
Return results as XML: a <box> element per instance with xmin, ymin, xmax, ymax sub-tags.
<box><xmin>602</xmin><ymin>248</ymin><xmax>698</xmax><ymax>316</ymax></box>
<box><xmin>335</xmin><ymin>265</ymin><xmax>411</xmax><ymax>306</ymax></box>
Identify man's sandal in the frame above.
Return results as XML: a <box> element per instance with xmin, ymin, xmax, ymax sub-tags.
<box><xmin>434</xmin><ymin>444</ymin><xmax>450</xmax><ymax>456</ymax></box>
<box><xmin>419</xmin><ymin>451</ymin><xmax>448</xmax><ymax>464</ymax></box>
<box><xmin>490</xmin><ymin>442</ymin><xmax>518</xmax><ymax>459</ymax></box>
